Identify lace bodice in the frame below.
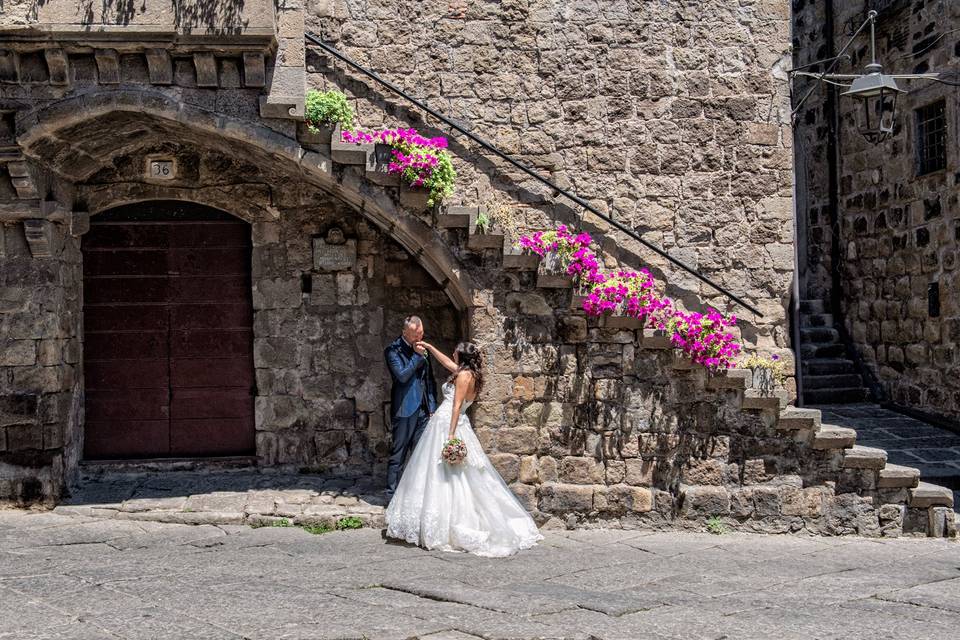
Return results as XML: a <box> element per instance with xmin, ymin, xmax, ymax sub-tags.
<box><xmin>441</xmin><ymin>381</ymin><xmax>473</xmax><ymax>415</ymax></box>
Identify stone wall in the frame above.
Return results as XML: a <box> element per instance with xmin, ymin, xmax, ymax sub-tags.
<box><xmin>0</xmin><ymin>221</ymin><xmax>83</xmax><ymax>506</ymax></box>
<box><xmin>791</xmin><ymin>0</ymin><xmax>833</xmax><ymax>301</ymax></box>
<box><xmin>3</xmin><ymin>1</ymin><xmax>932</xmax><ymax>538</ymax></box>
<box><xmin>305</xmin><ymin>0</ymin><xmax>796</xmax><ymax>358</ymax></box>
<box><xmin>794</xmin><ymin>0</ymin><xmax>960</xmax><ymax>421</ymax></box>
<box><xmin>250</xmin><ymin>198</ymin><xmax>460</xmax><ymax>475</ymax></box>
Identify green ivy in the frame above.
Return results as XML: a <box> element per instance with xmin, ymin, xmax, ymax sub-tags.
<box><xmin>305</xmin><ymin>89</ymin><xmax>355</xmax><ymax>133</ymax></box>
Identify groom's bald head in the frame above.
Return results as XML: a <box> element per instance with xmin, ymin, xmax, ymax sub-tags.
<box><xmin>402</xmin><ymin>315</ymin><xmax>424</xmax><ymax>343</ymax></box>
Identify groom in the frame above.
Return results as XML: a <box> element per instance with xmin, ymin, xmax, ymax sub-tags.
<box><xmin>384</xmin><ymin>315</ymin><xmax>437</xmax><ymax>497</ymax></box>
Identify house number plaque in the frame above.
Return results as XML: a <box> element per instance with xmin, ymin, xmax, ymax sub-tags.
<box><xmin>147</xmin><ymin>159</ymin><xmax>176</xmax><ymax>180</ymax></box>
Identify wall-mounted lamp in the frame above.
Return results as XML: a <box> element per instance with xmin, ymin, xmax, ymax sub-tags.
<box><xmin>791</xmin><ymin>10</ymin><xmax>946</xmax><ymax>145</ymax></box>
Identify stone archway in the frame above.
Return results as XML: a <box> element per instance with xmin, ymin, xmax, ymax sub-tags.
<box><xmin>18</xmin><ymin>94</ymin><xmax>468</xmax><ymax>474</ymax></box>
<box><xmin>81</xmin><ymin>200</ymin><xmax>257</xmax><ymax>460</ymax></box>
<box><xmin>17</xmin><ymin>89</ymin><xmax>477</xmax><ymax>313</ymax></box>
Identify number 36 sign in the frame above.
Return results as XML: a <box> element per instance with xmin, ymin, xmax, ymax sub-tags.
<box><xmin>146</xmin><ymin>158</ymin><xmax>176</xmax><ymax>180</ymax></box>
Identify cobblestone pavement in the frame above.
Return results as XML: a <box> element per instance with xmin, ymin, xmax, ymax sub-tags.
<box><xmin>1</xmin><ymin>510</ymin><xmax>958</xmax><ymax>640</ymax></box>
<box><xmin>55</xmin><ymin>467</ymin><xmax>390</xmax><ymax>528</ymax></box>
<box><xmin>814</xmin><ymin>403</ymin><xmax>960</xmax><ymax>507</ymax></box>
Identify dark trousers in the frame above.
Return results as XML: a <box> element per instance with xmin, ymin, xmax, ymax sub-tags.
<box><xmin>386</xmin><ymin>408</ymin><xmax>430</xmax><ymax>495</ymax></box>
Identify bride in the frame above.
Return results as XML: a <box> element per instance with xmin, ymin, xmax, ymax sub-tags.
<box><xmin>384</xmin><ymin>340</ymin><xmax>543</xmax><ymax>557</ymax></box>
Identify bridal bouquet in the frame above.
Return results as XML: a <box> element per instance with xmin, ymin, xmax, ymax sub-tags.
<box><xmin>441</xmin><ymin>438</ymin><xmax>467</xmax><ymax>465</ymax></box>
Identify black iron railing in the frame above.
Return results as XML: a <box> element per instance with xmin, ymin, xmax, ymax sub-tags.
<box><xmin>305</xmin><ymin>32</ymin><xmax>763</xmax><ymax>317</ymax></box>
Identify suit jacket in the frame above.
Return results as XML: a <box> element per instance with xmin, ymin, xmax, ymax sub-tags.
<box><xmin>384</xmin><ymin>336</ymin><xmax>438</xmax><ymax>419</ymax></box>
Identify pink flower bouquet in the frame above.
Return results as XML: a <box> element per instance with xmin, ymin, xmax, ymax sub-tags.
<box><xmin>442</xmin><ymin>437</ymin><xmax>467</xmax><ymax>465</ymax></box>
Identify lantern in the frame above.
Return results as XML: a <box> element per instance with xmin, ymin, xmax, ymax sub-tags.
<box><xmin>841</xmin><ymin>62</ymin><xmax>904</xmax><ymax>144</ymax></box>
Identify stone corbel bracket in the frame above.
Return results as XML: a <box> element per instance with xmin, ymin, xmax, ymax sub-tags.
<box><xmin>0</xmin><ymin>199</ymin><xmax>88</xmax><ymax>257</ymax></box>
<box><xmin>23</xmin><ymin>218</ymin><xmax>53</xmax><ymax>258</ymax></box>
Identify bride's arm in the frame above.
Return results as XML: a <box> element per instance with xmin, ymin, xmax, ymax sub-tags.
<box><xmin>448</xmin><ymin>370</ymin><xmax>474</xmax><ymax>439</ymax></box>
<box><xmin>419</xmin><ymin>341</ymin><xmax>458</xmax><ymax>373</ymax></box>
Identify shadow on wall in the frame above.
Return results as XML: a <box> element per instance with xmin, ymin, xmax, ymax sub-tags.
<box><xmin>28</xmin><ymin>0</ymin><xmax>250</xmax><ymax>34</ymax></box>
<box><xmin>309</xmin><ymin>52</ymin><xmax>768</xmax><ymax>343</ymax></box>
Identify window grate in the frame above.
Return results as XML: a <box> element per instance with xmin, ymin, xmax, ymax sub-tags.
<box><xmin>916</xmin><ymin>100</ymin><xmax>947</xmax><ymax>176</ymax></box>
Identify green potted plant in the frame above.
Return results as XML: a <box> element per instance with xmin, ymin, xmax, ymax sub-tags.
<box><xmin>300</xmin><ymin>89</ymin><xmax>355</xmax><ymax>145</ymax></box>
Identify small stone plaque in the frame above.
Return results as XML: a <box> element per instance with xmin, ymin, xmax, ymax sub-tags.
<box><xmin>313</xmin><ymin>238</ymin><xmax>356</xmax><ymax>272</ymax></box>
<box><xmin>146</xmin><ymin>158</ymin><xmax>175</xmax><ymax>180</ymax></box>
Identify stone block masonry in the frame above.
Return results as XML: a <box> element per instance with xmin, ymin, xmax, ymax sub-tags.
<box><xmin>794</xmin><ymin>1</ymin><xmax>960</xmax><ymax>421</ymax></box>
<box><xmin>305</xmin><ymin>0</ymin><xmax>796</xmax><ymax>363</ymax></box>
<box><xmin>3</xmin><ymin>0</ymin><xmax>953</xmax><ymax>538</ymax></box>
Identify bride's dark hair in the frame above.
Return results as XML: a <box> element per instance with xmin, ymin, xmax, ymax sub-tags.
<box><xmin>449</xmin><ymin>341</ymin><xmax>484</xmax><ymax>395</ymax></box>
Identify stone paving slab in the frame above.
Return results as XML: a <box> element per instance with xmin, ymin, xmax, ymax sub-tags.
<box><xmin>1</xmin><ymin>510</ymin><xmax>958</xmax><ymax>639</ymax></box>
<box><xmin>58</xmin><ymin>469</ymin><xmax>390</xmax><ymax>529</ymax></box>
<box><xmin>814</xmin><ymin>403</ymin><xmax>960</xmax><ymax>506</ymax></box>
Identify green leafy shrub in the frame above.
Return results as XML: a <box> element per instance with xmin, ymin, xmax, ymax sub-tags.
<box><xmin>706</xmin><ymin>516</ymin><xmax>727</xmax><ymax>535</ymax></box>
<box><xmin>305</xmin><ymin>89</ymin><xmax>354</xmax><ymax>133</ymax></box>
<box><xmin>302</xmin><ymin>523</ymin><xmax>333</xmax><ymax>535</ymax></box>
<box><xmin>336</xmin><ymin>516</ymin><xmax>363</xmax><ymax>530</ymax></box>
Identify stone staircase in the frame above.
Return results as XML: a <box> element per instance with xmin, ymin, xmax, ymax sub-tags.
<box><xmin>799</xmin><ymin>299</ymin><xmax>872</xmax><ymax>404</ymax></box>
<box><xmin>295</xmin><ymin>124</ymin><xmax>957</xmax><ymax>537</ymax></box>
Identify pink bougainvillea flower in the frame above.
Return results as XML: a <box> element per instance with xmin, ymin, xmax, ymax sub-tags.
<box><xmin>518</xmin><ymin>226</ymin><xmax>743</xmax><ymax>372</ymax></box>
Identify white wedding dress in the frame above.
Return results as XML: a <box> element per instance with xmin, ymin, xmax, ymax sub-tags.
<box><xmin>385</xmin><ymin>382</ymin><xmax>543</xmax><ymax>557</ymax></box>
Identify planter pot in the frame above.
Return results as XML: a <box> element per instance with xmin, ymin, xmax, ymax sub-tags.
<box><xmin>751</xmin><ymin>367</ymin><xmax>776</xmax><ymax>395</ymax></box>
<box><xmin>297</xmin><ymin>121</ymin><xmax>333</xmax><ymax>146</ymax></box>
<box><xmin>366</xmin><ymin>142</ymin><xmax>401</xmax><ymax>186</ymax></box>
<box><xmin>398</xmin><ymin>181</ymin><xmax>431</xmax><ymax>210</ymax></box>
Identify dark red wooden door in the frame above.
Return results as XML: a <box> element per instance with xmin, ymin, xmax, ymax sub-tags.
<box><xmin>82</xmin><ymin>202</ymin><xmax>255</xmax><ymax>459</ymax></box>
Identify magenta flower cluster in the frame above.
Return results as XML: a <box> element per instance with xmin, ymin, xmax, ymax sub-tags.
<box><xmin>519</xmin><ymin>226</ymin><xmax>742</xmax><ymax>371</ymax></box>
<box><xmin>340</xmin><ymin>128</ymin><xmax>454</xmax><ymax>204</ymax></box>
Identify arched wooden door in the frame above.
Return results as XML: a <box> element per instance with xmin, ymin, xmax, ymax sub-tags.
<box><xmin>81</xmin><ymin>201</ymin><xmax>255</xmax><ymax>459</ymax></box>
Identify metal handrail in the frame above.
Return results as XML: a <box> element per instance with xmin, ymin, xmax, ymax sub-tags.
<box><xmin>305</xmin><ymin>32</ymin><xmax>763</xmax><ymax>317</ymax></box>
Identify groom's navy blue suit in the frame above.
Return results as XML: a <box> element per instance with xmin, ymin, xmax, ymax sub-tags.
<box><xmin>384</xmin><ymin>336</ymin><xmax>437</xmax><ymax>495</ymax></box>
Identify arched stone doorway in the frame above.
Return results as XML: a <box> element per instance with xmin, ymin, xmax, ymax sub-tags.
<box><xmin>81</xmin><ymin>201</ymin><xmax>256</xmax><ymax>459</ymax></box>
<box><xmin>19</xmin><ymin>93</ymin><xmax>471</xmax><ymax>479</ymax></box>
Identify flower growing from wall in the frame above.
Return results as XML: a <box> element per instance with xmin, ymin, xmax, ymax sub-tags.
<box><xmin>341</xmin><ymin>128</ymin><xmax>456</xmax><ymax>206</ymax></box>
<box><xmin>742</xmin><ymin>353</ymin><xmax>786</xmax><ymax>394</ymax></box>
<box><xmin>519</xmin><ymin>226</ymin><xmax>742</xmax><ymax>371</ymax></box>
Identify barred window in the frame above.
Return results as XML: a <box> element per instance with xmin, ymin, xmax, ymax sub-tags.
<box><xmin>916</xmin><ymin>100</ymin><xmax>947</xmax><ymax>176</ymax></box>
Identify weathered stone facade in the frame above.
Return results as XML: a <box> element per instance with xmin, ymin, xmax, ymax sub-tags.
<box><xmin>794</xmin><ymin>0</ymin><xmax>960</xmax><ymax>421</ymax></box>
<box><xmin>0</xmin><ymin>1</ymin><xmax>955</xmax><ymax>536</ymax></box>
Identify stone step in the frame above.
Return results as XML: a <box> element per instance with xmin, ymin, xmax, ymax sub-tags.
<box><xmin>641</xmin><ymin>329</ymin><xmax>672</xmax><ymax>349</ymax></box>
<box><xmin>801</xmin><ymin>358</ymin><xmax>857</xmax><ymax>375</ymax></box>
<box><xmin>741</xmin><ymin>389</ymin><xmax>789</xmax><ymax>411</ymax></box>
<box><xmin>843</xmin><ymin>445</ymin><xmax>887</xmax><ymax>470</ymax></box>
<box><xmin>537</xmin><ymin>273</ymin><xmax>574</xmax><ymax>288</ymax></box>
<box><xmin>602</xmin><ymin>316</ymin><xmax>646</xmax><ymax>330</ymax></box>
<box><xmin>800</xmin><ymin>313</ymin><xmax>835</xmax><ymax>328</ymax></box>
<box><xmin>909</xmin><ymin>481</ymin><xmax>954</xmax><ymax>508</ymax></box>
<box><xmin>812</xmin><ymin>425</ymin><xmax>857</xmax><ymax>450</ymax></box>
<box><xmin>437</xmin><ymin>207</ymin><xmax>475</xmax><ymax>228</ymax></box>
<box><xmin>803</xmin><ymin>387</ymin><xmax>869</xmax><ymax>404</ymax></box>
<box><xmin>467</xmin><ymin>232</ymin><xmax>505</xmax><ymax>250</ymax></box>
<box><xmin>502</xmin><ymin>251</ymin><xmax>540</xmax><ymax>270</ymax></box>
<box><xmin>800</xmin><ymin>327</ymin><xmax>840</xmax><ymax>344</ymax></box>
<box><xmin>330</xmin><ymin>137</ymin><xmax>370</xmax><ymax>165</ymax></box>
<box><xmin>776</xmin><ymin>407</ymin><xmax>821</xmax><ymax>431</ymax></box>
<box><xmin>706</xmin><ymin>368</ymin><xmax>752</xmax><ymax>391</ymax></box>
<box><xmin>803</xmin><ymin>373</ymin><xmax>864</xmax><ymax>390</ymax></box>
<box><xmin>365</xmin><ymin>145</ymin><xmax>401</xmax><ymax>186</ymax></box>
<box><xmin>398</xmin><ymin>183</ymin><xmax>430</xmax><ymax>210</ymax></box>
<box><xmin>799</xmin><ymin>342</ymin><xmax>846</xmax><ymax>359</ymax></box>
<box><xmin>878</xmin><ymin>464</ymin><xmax>921</xmax><ymax>489</ymax></box>
<box><xmin>800</xmin><ymin>300</ymin><xmax>826</xmax><ymax>314</ymax></box>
